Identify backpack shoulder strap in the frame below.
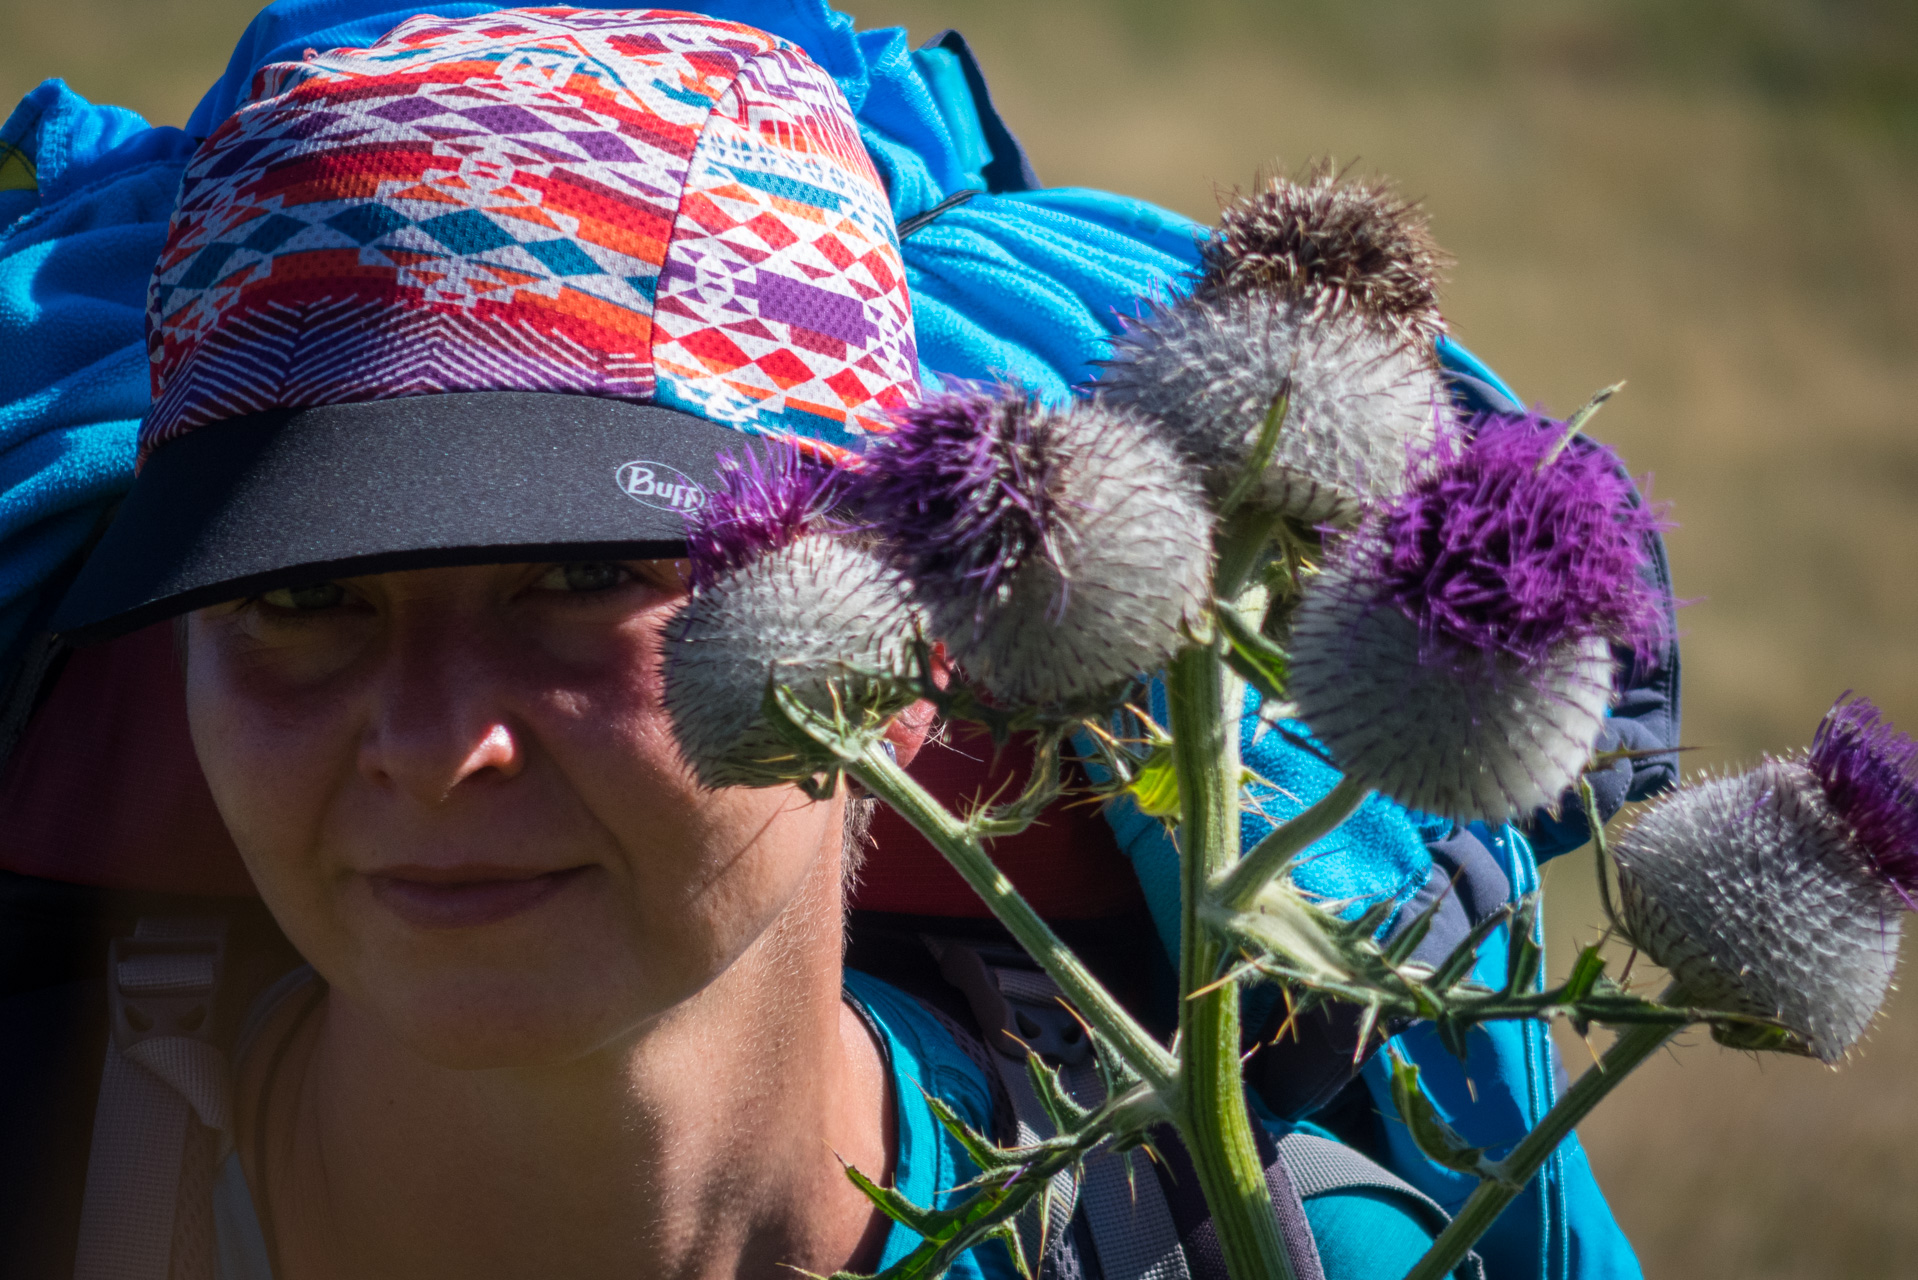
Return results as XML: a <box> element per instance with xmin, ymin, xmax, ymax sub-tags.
<box><xmin>73</xmin><ymin>917</ymin><xmax>233</xmax><ymax>1280</ymax></box>
<box><xmin>924</xmin><ymin>938</ymin><xmax>1328</xmax><ymax>1280</ymax></box>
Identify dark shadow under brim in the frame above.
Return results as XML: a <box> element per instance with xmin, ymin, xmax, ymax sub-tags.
<box><xmin>52</xmin><ymin>391</ymin><xmax>759</xmax><ymax>644</ymax></box>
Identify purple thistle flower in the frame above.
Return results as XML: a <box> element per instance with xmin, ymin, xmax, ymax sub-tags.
<box><xmin>1614</xmin><ymin>756</ymin><xmax>1904</xmax><ymax>1062</ymax></box>
<box><xmin>684</xmin><ymin>438</ymin><xmax>850</xmax><ymax>590</ymax></box>
<box><xmin>853</xmin><ymin>388</ymin><xmax>1059</xmax><ymax>610</ymax></box>
<box><xmin>857</xmin><ymin>386</ymin><xmax>1213</xmax><ymax>707</ymax></box>
<box><xmin>1287</xmin><ymin>413</ymin><xmax>1666</xmax><ymax>821</ymax></box>
<box><xmin>1371</xmin><ymin>412</ymin><xmax>1667</xmax><ymax>666</ymax></box>
<box><xmin>1809</xmin><ymin>694</ymin><xmax>1918</xmax><ymax>903</ymax></box>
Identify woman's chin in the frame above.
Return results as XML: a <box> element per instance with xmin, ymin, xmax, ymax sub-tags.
<box><xmin>362</xmin><ymin>966</ymin><xmax>661</xmax><ymax>1070</ymax></box>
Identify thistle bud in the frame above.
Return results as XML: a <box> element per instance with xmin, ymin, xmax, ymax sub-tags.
<box><xmin>1288</xmin><ymin>415</ymin><xmax>1666</xmax><ymax>822</ymax></box>
<box><xmin>1097</xmin><ymin>295</ymin><xmax>1442</xmax><ymax>527</ymax></box>
<box><xmin>1195</xmin><ymin>162</ymin><xmax>1451</xmax><ymax>348</ymax></box>
<box><xmin>663</xmin><ymin>446</ymin><xmax>921</xmax><ymax>789</ymax></box>
<box><xmin>856</xmin><ymin>388</ymin><xmax>1212</xmax><ymax>708</ymax></box>
<box><xmin>1613</xmin><ymin>697</ymin><xmax>1918</xmax><ymax>1062</ymax></box>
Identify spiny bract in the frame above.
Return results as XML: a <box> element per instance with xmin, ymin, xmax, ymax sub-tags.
<box><xmin>664</xmin><ymin>534</ymin><xmax>922</xmax><ymax>790</ymax></box>
<box><xmin>1613</xmin><ymin>758</ymin><xmax>1905</xmax><ymax>1063</ymax></box>
<box><xmin>1098</xmin><ymin>296</ymin><xmax>1441</xmax><ymax>528</ymax></box>
<box><xmin>858</xmin><ymin>388</ymin><xmax>1213</xmax><ymax>708</ymax></box>
<box><xmin>1288</xmin><ymin>561</ymin><xmax>1615</xmax><ymax>822</ymax></box>
<box><xmin>1197</xmin><ymin>161</ymin><xmax>1451</xmax><ymax>348</ymax></box>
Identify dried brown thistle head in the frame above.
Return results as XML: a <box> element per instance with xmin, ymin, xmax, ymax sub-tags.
<box><xmin>1196</xmin><ymin>159</ymin><xmax>1452</xmax><ymax>350</ymax></box>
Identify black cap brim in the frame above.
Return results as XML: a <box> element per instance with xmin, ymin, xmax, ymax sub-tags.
<box><xmin>52</xmin><ymin>391</ymin><xmax>754</xmax><ymax>643</ymax></box>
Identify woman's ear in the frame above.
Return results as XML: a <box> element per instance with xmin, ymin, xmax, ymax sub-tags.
<box><xmin>883</xmin><ymin>699</ymin><xmax>938</xmax><ymax>768</ymax></box>
<box><xmin>883</xmin><ymin>643</ymin><xmax>949</xmax><ymax>768</ymax></box>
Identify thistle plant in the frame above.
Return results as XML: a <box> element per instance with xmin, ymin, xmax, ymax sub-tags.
<box><xmin>1612</xmin><ymin>696</ymin><xmax>1918</xmax><ymax>1062</ymax></box>
<box><xmin>1194</xmin><ymin>160</ymin><xmax>1451</xmax><ymax>348</ymax></box>
<box><xmin>1099</xmin><ymin>165</ymin><xmax>1448</xmax><ymax>531</ymax></box>
<box><xmin>656</xmin><ymin>165</ymin><xmax>1913</xmax><ymax>1280</ymax></box>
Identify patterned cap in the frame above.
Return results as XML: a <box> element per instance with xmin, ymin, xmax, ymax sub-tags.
<box><xmin>55</xmin><ymin>7</ymin><xmax>916</xmax><ymax>639</ymax></box>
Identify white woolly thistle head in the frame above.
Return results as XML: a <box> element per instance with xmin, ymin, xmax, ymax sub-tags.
<box><xmin>1096</xmin><ymin>294</ymin><xmax>1442</xmax><ymax>528</ymax></box>
<box><xmin>663</xmin><ymin>533</ymin><xmax>923</xmax><ymax>790</ymax></box>
<box><xmin>856</xmin><ymin>387</ymin><xmax>1214</xmax><ymax>709</ymax></box>
<box><xmin>1286</xmin><ymin>559</ymin><xmax>1615</xmax><ymax>823</ymax></box>
<box><xmin>1612</xmin><ymin>758</ymin><xmax>1905</xmax><ymax>1063</ymax></box>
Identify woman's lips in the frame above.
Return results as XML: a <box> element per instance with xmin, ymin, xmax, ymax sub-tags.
<box><xmin>365</xmin><ymin>866</ymin><xmax>589</xmax><ymax>929</ymax></box>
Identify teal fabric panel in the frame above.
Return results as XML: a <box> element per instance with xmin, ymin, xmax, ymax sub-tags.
<box><xmin>1304</xmin><ymin>1187</ymin><xmax>1440</xmax><ymax>1280</ymax></box>
<box><xmin>0</xmin><ymin>81</ymin><xmax>193</xmax><ymax>652</ymax></box>
<box><xmin>844</xmin><ymin>969</ymin><xmax>1018</xmax><ymax>1280</ymax></box>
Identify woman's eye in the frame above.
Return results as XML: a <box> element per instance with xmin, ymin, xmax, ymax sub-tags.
<box><xmin>259</xmin><ymin>582</ymin><xmax>348</xmax><ymax>611</ymax></box>
<box><xmin>536</xmin><ymin>563</ymin><xmax>633</xmax><ymax>593</ymax></box>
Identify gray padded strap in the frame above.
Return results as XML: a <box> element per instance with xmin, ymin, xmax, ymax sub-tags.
<box><xmin>74</xmin><ymin>918</ymin><xmax>232</xmax><ymax>1280</ymax></box>
<box><xmin>1277</xmin><ymin>1132</ymin><xmax>1486</xmax><ymax>1280</ymax></box>
<box><xmin>988</xmin><ymin>1050</ymin><xmax>1086</xmax><ymax>1269</ymax></box>
<box><xmin>940</xmin><ymin>942</ymin><xmax>1189</xmax><ymax>1280</ymax></box>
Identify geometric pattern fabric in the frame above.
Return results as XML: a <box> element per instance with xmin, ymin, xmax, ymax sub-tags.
<box><xmin>143</xmin><ymin>7</ymin><xmax>916</xmax><ymax>464</ymax></box>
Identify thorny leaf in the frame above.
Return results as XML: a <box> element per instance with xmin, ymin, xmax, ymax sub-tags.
<box><xmin>1562</xmin><ymin>945</ymin><xmax>1608</xmax><ymax>1004</ymax></box>
<box><xmin>1387</xmin><ymin>1048</ymin><xmax>1499</xmax><ymax>1179</ymax></box>
<box><xmin>1383</xmin><ymin>892</ymin><xmax>1446</xmax><ymax>967</ymax></box>
<box><xmin>1217</xmin><ymin>603</ymin><xmax>1290</xmax><ymax>708</ymax></box>
<box><xmin>1125</xmin><ymin>745</ymin><xmax>1182</xmax><ymax>818</ymax></box>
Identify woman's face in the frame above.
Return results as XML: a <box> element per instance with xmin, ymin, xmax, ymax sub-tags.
<box><xmin>185</xmin><ymin>560</ymin><xmax>844</xmax><ymax>1069</ymax></box>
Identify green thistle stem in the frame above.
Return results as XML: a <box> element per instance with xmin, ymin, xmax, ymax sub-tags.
<box><xmin>1167</xmin><ymin>645</ymin><xmax>1300</xmax><ymax>1280</ymax></box>
<box><xmin>1400</xmin><ymin>1004</ymin><xmax>1682</xmax><ymax>1280</ymax></box>
<box><xmin>843</xmin><ymin>739</ymin><xmax>1178</xmax><ymax>1095</ymax></box>
<box><xmin>1211</xmin><ymin>774</ymin><xmax>1372</xmax><ymax>911</ymax></box>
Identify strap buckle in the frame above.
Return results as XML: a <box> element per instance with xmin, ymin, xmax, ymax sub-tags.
<box><xmin>927</xmin><ymin>938</ymin><xmax>1093</xmax><ymax>1067</ymax></box>
<box><xmin>108</xmin><ymin>919</ymin><xmax>227</xmax><ymax>1054</ymax></box>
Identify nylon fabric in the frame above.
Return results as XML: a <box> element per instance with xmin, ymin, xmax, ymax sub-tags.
<box><xmin>73</xmin><ymin>1046</ymin><xmax>192</xmax><ymax>1280</ymax></box>
<box><xmin>844</xmin><ymin>968</ymin><xmax>1022</xmax><ymax>1280</ymax></box>
<box><xmin>124</xmin><ymin>1038</ymin><xmax>231</xmax><ymax>1140</ymax></box>
<box><xmin>1077</xmin><ymin>1140</ymin><xmax>1190</xmax><ymax>1280</ymax></box>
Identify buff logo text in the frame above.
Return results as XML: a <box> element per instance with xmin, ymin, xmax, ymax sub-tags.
<box><xmin>616</xmin><ymin>461</ymin><xmax>707</xmax><ymax>513</ymax></box>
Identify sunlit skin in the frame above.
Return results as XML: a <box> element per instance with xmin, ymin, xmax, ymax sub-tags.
<box><xmin>183</xmin><ymin>560</ymin><xmax>930</xmax><ymax>1280</ymax></box>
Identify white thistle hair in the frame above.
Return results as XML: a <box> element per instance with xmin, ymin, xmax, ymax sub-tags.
<box><xmin>925</xmin><ymin>402</ymin><xmax>1213</xmax><ymax>708</ymax></box>
<box><xmin>1098</xmin><ymin>294</ymin><xmax>1442</xmax><ymax>527</ymax></box>
<box><xmin>1287</xmin><ymin>561</ymin><xmax>1615</xmax><ymax>822</ymax></box>
<box><xmin>663</xmin><ymin>534</ymin><xmax>921</xmax><ymax>789</ymax></box>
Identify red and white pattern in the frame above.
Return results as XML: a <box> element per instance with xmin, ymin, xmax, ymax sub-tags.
<box><xmin>142</xmin><ymin>8</ymin><xmax>916</xmax><ymax>464</ymax></box>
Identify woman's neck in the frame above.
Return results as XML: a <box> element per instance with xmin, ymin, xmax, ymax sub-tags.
<box><xmin>244</xmin><ymin>876</ymin><xmax>894</xmax><ymax>1280</ymax></box>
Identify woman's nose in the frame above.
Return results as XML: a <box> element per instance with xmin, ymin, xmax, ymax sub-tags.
<box><xmin>356</xmin><ymin>622</ymin><xmax>527</xmax><ymax>802</ymax></box>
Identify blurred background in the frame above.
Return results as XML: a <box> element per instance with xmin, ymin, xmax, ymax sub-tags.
<box><xmin>5</xmin><ymin>0</ymin><xmax>1915</xmax><ymax>1273</ymax></box>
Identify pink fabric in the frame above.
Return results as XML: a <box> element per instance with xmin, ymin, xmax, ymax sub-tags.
<box><xmin>0</xmin><ymin>624</ymin><xmax>251</xmax><ymax>896</ymax></box>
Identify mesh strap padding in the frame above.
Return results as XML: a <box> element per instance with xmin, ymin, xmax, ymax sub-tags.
<box><xmin>986</xmin><ymin>966</ymin><xmax>1191</xmax><ymax>1280</ymax></box>
<box><xmin>74</xmin><ymin>918</ymin><xmax>232</xmax><ymax>1280</ymax></box>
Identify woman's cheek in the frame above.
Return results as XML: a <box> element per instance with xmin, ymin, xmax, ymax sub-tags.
<box><xmin>184</xmin><ymin>627</ymin><xmax>361</xmax><ymax>933</ymax></box>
